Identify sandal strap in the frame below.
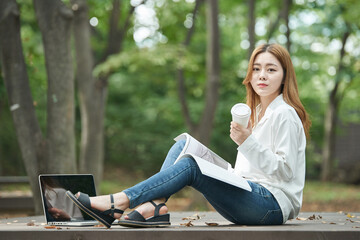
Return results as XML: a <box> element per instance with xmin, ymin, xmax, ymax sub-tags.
<box><xmin>102</xmin><ymin>194</ymin><xmax>124</xmax><ymax>217</ymax></box>
<box><xmin>110</xmin><ymin>194</ymin><xmax>115</xmax><ymax>217</ymax></box>
<box><xmin>150</xmin><ymin>200</ymin><xmax>166</xmax><ymax>217</ymax></box>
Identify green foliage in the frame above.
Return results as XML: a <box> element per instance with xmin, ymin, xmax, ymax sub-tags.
<box><xmin>304</xmin><ymin>181</ymin><xmax>360</xmax><ymax>202</ymax></box>
<box><xmin>1</xmin><ymin>0</ymin><xmax>359</xmax><ymax>180</ymax></box>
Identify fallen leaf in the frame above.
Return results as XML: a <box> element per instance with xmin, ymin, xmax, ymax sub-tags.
<box><xmin>346</xmin><ymin>213</ymin><xmax>355</xmax><ymax>218</ymax></box>
<box><xmin>352</xmin><ymin>226</ymin><xmax>360</xmax><ymax>229</ymax></box>
<box><xmin>182</xmin><ymin>213</ymin><xmax>201</xmax><ymax>221</ymax></box>
<box><xmin>308</xmin><ymin>214</ymin><xmax>316</xmax><ymax>220</ymax></box>
<box><xmin>180</xmin><ymin>221</ymin><xmax>193</xmax><ymax>227</ymax></box>
<box><xmin>93</xmin><ymin>224</ymin><xmax>105</xmax><ymax>228</ymax></box>
<box><xmin>308</xmin><ymin>214</ymin><xmax>322</xmax><ymax>220</ymax></box>
<box><xmin>27</xmin><ymin>221</ymin><xmax>35</xmax><ymax>226</ymax></box>
<box><xmin>205</xmin><ymin>222</ymin><xmax>219</xmax><ymax>226</ymax></box>
<box><xmin>329</xmin><ymin>222</ymin><xmax>336</xmax><ymax>225</ymax></box>
<box><xmin>44</xmin><ymin>225</ymin><xmax>56</xmax><ymax>229</ymax></box>
<box><xmin>56</xmin><ymin>227</ymin><xmax>62</xmax><ymax>230</ymax></box>
<box><xmin>296</xmin><ymin>217</ymin><xmax>307</xmax><ymax>221</ymax></box>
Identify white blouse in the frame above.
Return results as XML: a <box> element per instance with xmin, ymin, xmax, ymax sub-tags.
<box><xmin>234</xmin><ymin>94</ymin><xmax>306</xmax><ymax>223</ymax></box>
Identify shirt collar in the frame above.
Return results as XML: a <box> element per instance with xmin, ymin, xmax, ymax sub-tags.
<box><xmin>255</xmin><ymin>94</ymin><xmax>284</xmax><ymax>125</ymax></box>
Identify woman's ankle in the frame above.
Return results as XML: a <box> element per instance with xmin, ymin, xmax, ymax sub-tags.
<box><xmin>113</xmin><ymin>192</ymin><xmax>130</xmax><ymax>211</ymax></box>
<box><xmin>89</xmin><ymin>192</ymin><xmax>129</xmax><ymax>219</ymax></box>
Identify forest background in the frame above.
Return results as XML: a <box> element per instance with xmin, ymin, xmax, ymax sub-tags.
<box><xmin>0</xmin><ymin>0</ymin><xmax>359</xmax><ymax>214</ymax></box>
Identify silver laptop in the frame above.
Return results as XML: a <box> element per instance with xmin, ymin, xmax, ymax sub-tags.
<box><xmin>39</xmin><ymin>174</ymin><xmax>98</xmax><ymax>226</ymax></box>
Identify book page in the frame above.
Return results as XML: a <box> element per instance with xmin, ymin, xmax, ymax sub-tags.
<box><xmin>174</xmin><ymin>133</ymin><xmax>230</xmax><ymax>170</ymax></box>
<box><xmin>173</xmin><ymin>133</ymin><xmax>252</xmax><ymax>192</ymax></box>
<box><xmin>186</xmin><ymin>154</ymin><xmax>252</xmax><ymax>192</ymax></box>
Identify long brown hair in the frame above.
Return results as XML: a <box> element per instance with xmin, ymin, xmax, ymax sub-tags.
<box><xmin>242</xmin><ymin>43</ymin><xmax>311</xmax><ymax>138</ymax></box>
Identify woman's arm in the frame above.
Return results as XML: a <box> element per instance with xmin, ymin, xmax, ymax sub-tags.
<box><xmin>233</xmin><ymin>109</ymin><xmax>304</xmax><ymax>181</ymax></box>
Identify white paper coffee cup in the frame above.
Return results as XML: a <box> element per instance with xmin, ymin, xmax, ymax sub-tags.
<box><xmin>231</xmin><ymin>103</ymin><xmax>251</xmax><ymax>127</ymax></box>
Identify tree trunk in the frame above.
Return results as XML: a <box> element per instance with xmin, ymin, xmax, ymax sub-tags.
<box><xmin>184</xmin><ymin>0</ymin><xmax>220</xmax><ymax>211</ymax></box>
<box><xmin>321</xmin><ymin>87</ymin><xmax>339</xmax><ymax>181</ymax></box>
<box><xmin>101</xmin><ymin>0</ymin><xmax>136</xmax><ymax>62</ymax></box>
<box><xmin>196</xmin><ymin>0</ymin><xmax>220</xmax><ymax>145</ymax></box>
<box><xmin>33</xmin><ymin>0</ymin><xmax>76</xmax><ymax>173</ymax></box>
<box><xmin>71</xmin><ymin>0</ymin><xmax>105</xmax><ymax>187</ymax></box>
<box><xmin>177</xmin><ymin>0</ymin><xmax>204</xmax><ymax>134</ymax></box>
<box><xmin>176</xmin><ymin>0</ymin><xmax>220</xmax><ymax>146</ymax></box>
<box><xmin>71</xmin><ymin>0</ymin><xmax>137</xmax><ymax>186</ymax></box>
<box><xmin>0</xmin><ymin>0</ymin><xmax>44</xmax><ymax>214</ymax></box>
<box><xmin>267</xmin><ymin>0</ymin><xmax>292</xmax><ymax>50</ymax></box>
<box><xmin>247</xmin><ymin>0</ymin><xmax>255</xmax><ymax>59</ymax></box>
<box><xmin>321</xmin><ymin>30</ymin><xmax>350</xmax><ymax>181</ymax></box>
<box><xmin>283</xmin><ymin>0</ymin><xmax>292</xmax><ymax>51</ymax></box>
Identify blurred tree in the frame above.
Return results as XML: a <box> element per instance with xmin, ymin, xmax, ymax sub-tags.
<box><xmin>0</xmin><ymin>0</ymin><xmax>45</xmax><ymax>214</ymax></box>
<box><xmin>0</xmin><ymin>0</ymin><xmax>141</xmax><ymax>213</ymax></box>
<box><xmin>247</xmin><ymin>0</ymin><xmax>255</xmax><ymax>59</ymax></box>
<box><xmin>1</xmin><ymin>0</ymin><xmax>360</xmax><ymax>214</ymax></box>
<box><xmin>71</xmin><ymin>0</ymin><xmax>139</xmax><ymax>187</ymax></box>
<box><xmin>266</xmin><ymin>0</ymin><xmax>292</xmax><ymax>51</ymax></box>
<box><xmin>320</xmin><ymin>0</ymin><xmax>360</xmax><ymax>181</ymax></box>
<box><xmin>33</xmin><ymin>0</ymin><xmax>76</xmax><ymax>173</ymax></box>
<box><xmin>176</xmin><ymin>0</ymin><xmax>220</xmax><ymax>145</ymax></box>
<box><xmin>321</xmin><ymin>26</ymin><xmax>350</xmax><ymax>181</ymax></box>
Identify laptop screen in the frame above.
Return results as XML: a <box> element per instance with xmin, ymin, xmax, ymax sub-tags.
<box><xmin>39</xmin><ymin>174</ymin><xmax>97</xmax><ymax>222</ymax></box>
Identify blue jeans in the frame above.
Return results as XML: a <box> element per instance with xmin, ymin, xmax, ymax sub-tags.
<box><xmin>123</xmin><ymin>140</ymin><xmax>283</xmax><ymax>225</ymax></box>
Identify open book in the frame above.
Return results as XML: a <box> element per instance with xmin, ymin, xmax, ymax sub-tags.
<box><xmin>174</xmin><ymin>133</ymin><xmax>252</xmax><ymax>192</ymax></box>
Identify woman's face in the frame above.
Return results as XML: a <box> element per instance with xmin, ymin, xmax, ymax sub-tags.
<box><xmin>250</xmin><ymin>52</ymin><xmax>284</xmax><ymax>103</ymax></box>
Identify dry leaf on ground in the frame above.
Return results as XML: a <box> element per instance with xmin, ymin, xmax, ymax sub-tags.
<box><xmin>180</xmin><ymin>221</ymin><xmax>193</xmax><ymax>227</ymax></box>
<box><xmin>27</xmin><ymin>221</ymin><xmax>35</xmax><ymax>226</ymax></box>
<box><xmin>93</xmin><ymin>224</ymin><xmax>105</xmax><ymax>228</ymax></box>
<box><xmin>182</xmin><ymin>213</ymin><xmax>202</xmax><ymax>221</ymax></box>
<box><xmin>297</xmin><ymin>214</ymin><xmax>323</xmax><ymax>221</ymax></box>
<box><xmin>205</xmin><ymin>222</ymin><xmax>219</xmax><ymax>226</ymax></box>
<box><xmin>44</xmin><ymin>225</ymin><xmax>56</xmax><ymax>229</ymax></box>
<box><xmin>308</xmin><ymin>214</ymin><xmax>322</xmax><ymax>220</ymax></box>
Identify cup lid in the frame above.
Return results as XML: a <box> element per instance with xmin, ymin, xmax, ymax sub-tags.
<box><xmin>231</xmin><ymin>103</ymin><xmax>251</xmax><ymax>116</ymax></box>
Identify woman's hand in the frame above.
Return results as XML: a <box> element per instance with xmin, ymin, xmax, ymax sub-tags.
<box><xmin>48</xmin><ymin>207</ymin><xmax>71</xmax><ymax>220</ymax></box>
<box><xmin>230</xmin><ymin>121</ymin><xmax>252</xmax><ymax>146</ymax></box>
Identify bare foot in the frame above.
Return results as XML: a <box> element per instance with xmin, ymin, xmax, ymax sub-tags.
<box><xmin>76</xmin><ymin>192</ymin><xmax>129</xmax><ymax>219</ymax></box>
<box><xmin>124</xmin><ymin>199</ymin><xmax>168</xmax><ymax>220</ymax></box>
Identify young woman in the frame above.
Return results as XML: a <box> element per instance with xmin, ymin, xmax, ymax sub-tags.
<box><xmin>67</xmin><ymin>43</ymin><xmax>311</xmax><ymax>228</ymax></box>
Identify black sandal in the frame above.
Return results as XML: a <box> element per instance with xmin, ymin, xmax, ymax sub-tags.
<box><xmin>66</xmin><ymin>191</ymin><xmax>124</xmax><ymax>228</ymax></box>
<box><xmin>117</xmin><ymin>200</ymin><xmax>170</xmax><ymax>228</ymax></box>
